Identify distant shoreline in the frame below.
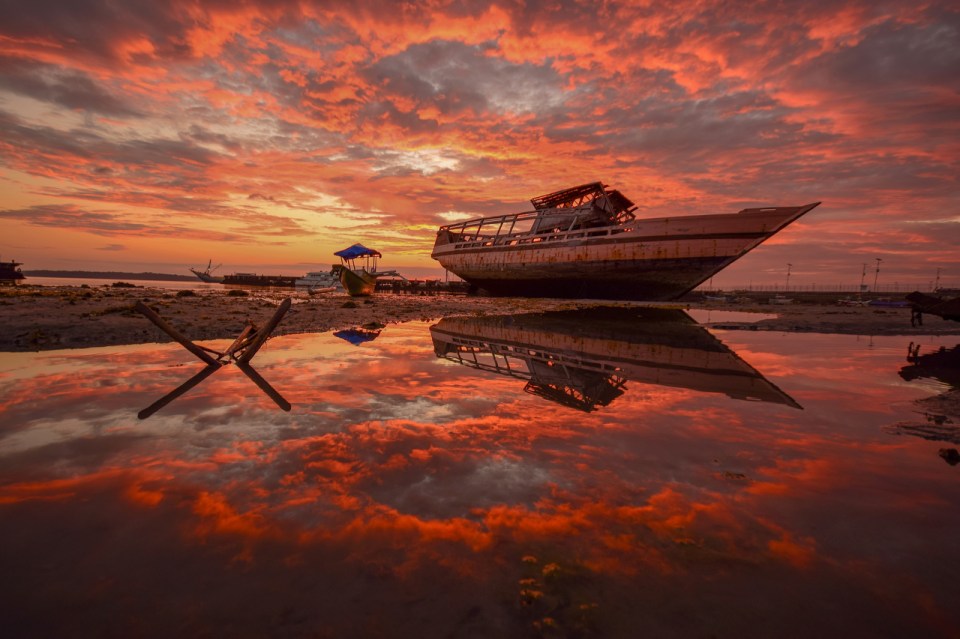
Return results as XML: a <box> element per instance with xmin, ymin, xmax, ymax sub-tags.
<box><xmin>23</xmin><ymin>270</ymin><xmax>196</xmax><ymax>282</ymax></box>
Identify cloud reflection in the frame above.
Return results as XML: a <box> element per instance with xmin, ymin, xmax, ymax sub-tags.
<box><xmin>0</xmin><ymin>323</ymin><xmax>958</xmax><ymax>636</ymax></box>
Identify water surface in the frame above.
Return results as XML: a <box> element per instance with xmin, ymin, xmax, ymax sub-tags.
<box><xmin>1</xmin><ymin>309</ymin><xmax>957</xmax><ymax>638</ymax></box>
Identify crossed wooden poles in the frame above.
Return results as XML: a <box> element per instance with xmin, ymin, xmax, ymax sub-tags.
<box><xmin>135</xmin><ymin>298</ymin><xmax>292</xmax><ymax>419</ymax></box>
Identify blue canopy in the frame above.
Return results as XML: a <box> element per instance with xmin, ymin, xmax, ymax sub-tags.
<box><xmin>333</xmin><ymin>328</ymin><xmax>380</xmax><ymax>345</ymax></box>
<box><xmin>334</xmin><ymin>243</ymin><xmax>381</xmax><ymax>259</ymax></box>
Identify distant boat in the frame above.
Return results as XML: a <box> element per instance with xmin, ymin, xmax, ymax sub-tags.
<box><xmin>295</xmin><ymin>268</ymin><xmax>342</xmax><ymax>291</ymax></box>
<box><xmin>431</xmin><ymin>181</ymin><xmax>819</xmax><ymax>301</ymax></box>
<box><xmin>222</xmin><ymin>273</ymin><xmax>297</xmax><ymax>287</ymax></box>
<box><xmin>333</xmin><ymin>244</ymin><xmax>401</xmax><ymax>296</ymax></box>
<box><xmin>0</xmin><ymin>257</ymin><xmax>26</xmax><ymax>285</ymax></box>
<box><xmin>189</xmin><ymin>259</ymin><xmax>223</xmax><ymax>283</ymax></box>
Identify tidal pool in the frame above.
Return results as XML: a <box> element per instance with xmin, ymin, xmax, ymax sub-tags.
<box><xmin>1</xmin><ymin>308</ymin><xmax>957</xmax><ymax>638</ymax></box>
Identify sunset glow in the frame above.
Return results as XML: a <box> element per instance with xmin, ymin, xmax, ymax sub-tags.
<box><xmin>2</xmin><ymin>321</ymin><xmax>958</xmax><ymax>636</ymax></box>
<box><xmin>1</xmin><ymin>1</ymin><xmax>958</xmax><ymax>286</ymax></box>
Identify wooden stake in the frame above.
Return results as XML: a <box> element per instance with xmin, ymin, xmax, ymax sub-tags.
<box><xmin>236</xmin><ymin>298</ymin><xmax>291</xmax><ymax>364</ymax></box>
<box><xmin>135</xmin><ymin>301</ymin><xmax>221</xmax><ymax>365</ymax></box>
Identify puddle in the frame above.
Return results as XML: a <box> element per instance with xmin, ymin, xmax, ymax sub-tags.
<box><xmin>1</xmin><ymin>309</ymin><xmax>958</xmax><ymax>637</ymax></box>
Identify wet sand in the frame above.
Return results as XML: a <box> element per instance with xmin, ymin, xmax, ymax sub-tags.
<box><xmin>2</xmin><ymin>284</ymin><xmax>959</xmax><ymax>352</ymax></box>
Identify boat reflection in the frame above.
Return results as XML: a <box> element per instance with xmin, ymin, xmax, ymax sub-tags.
<box><xmin>900</xmin><ymin>342</ymin><xmax>960</xmax><ymax>388</ymax></box>
<box><xmin>431</xmin><ymin>307</ymin><xmax>800</xmax><ymax>411</ymax></box>
<box><xmin>334</xmin><ymin>326</ymin><xmax>383</xmax><ymax>345</ymax></box>
<box><xmin>895</xmin><ymin>343</ymin><xmax>960</xmax><ymax>456</ymax></box>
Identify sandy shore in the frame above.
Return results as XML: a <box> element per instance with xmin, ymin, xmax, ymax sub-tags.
<box><xmin>2</xmin><ymin>284</ymin><xmax>959</xmax><ymax>352</ymax></box>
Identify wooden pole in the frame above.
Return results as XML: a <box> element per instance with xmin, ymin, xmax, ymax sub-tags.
<box><xmin>236</xmin><ymin>298</ymin><xmax>291</xmax><ymax>364</ymax></box>
<box><xmin>135</xmin><ymin>301</ymin><xmax>221</xmax><ymax>365</ymax></box>
<box><xmin>222</xmin><ymin>324</ymin><xmax>255</xmax><ymax>359</ymax></box>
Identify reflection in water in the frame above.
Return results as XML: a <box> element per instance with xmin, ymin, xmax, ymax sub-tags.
<box><xmin>334</xmin><ymin>327</ymin><xmax>382</xmax><ymax>345</ymax></box>
<box><xmin>893</xmin><ymin>343</ymin><xmax>960</xmax><ymax>454</ymax></box>
<box><xmin>135</xmin><ymin>298</ymin><xmax>291</xmax><ymax>418</ymax></box>
<box><xmin>1</xmin><ymin>324</ymin><xmax>959</xmax><ymax>638</ymax></box>
<box><xmin>901</xmin><ymin>343</ymin><xmax>960</xmax><ymax>388</ymax></box>
<box><xmin>432</xmin><ymin>307</ymin><xmax>800</xmax><ymax>411</ymax></box>
<box><xmin>138</xmin><ymin>361</ymin><xmax>290</xmax><ymax>419</ymax></box>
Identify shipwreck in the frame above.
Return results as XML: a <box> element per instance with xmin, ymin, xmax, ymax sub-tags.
<box><xmin>431</xmin><ymin>182</ymin><xmax>819</xmax><ymax>301</ymax></box>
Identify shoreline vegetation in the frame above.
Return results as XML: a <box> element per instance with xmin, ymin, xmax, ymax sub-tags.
<box><xmin>23</xmin><ymin>270</ymin><xmax>198</xmax><ymax>282</ymax></box>
<box><xmin>2</xmin><ymin>283</ymin><xmax>959</xmax><ymax>353</ymax></box>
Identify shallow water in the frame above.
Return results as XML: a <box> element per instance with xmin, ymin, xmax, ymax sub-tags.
<box><xmin>1</xmin><ymin>308</ymin><xmax>958</xmax><ymax>638</ymax></box>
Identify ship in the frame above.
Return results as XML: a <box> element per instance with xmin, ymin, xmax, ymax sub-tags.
<box><xmin>189</xmin><ymin>259</ymin><xmax>224</xmax><ymax>283</ymax></box>
<box><xmin>431</xmin><ymin>182</ymin><xmax>819</xmax><ymax>301</ymax></box>
<box><xmin>0</xmin><ymin>257</ymin><xmax>26</xmax><ymax>285</ymax></box>
<box><xmin>430</xmin><ymin>307</ymin><xmax>800</xmax><ymax>412</ymax></box>
<box><xmin>333</xmin><ymin>244</ymin><xmax>401</xmax><ymax>296</ymax></box>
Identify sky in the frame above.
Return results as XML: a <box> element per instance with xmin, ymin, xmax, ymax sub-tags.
<box><xmin>0</xmin><ymin>0</ymin><xmax>958</xmax><ymax>289</ymax></box>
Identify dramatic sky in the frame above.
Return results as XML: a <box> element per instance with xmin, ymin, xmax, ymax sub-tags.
<box><xmin>1</xmin><ymin>0</ymin><xmax>958</xmax><ymax>287</ymax></box>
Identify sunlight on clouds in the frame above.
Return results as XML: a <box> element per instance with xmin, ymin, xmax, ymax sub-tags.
<box><xmin>0</xmin><ymin>1</ymin><xmax>956</xmax><ymax>281</ymax></box>
<box><xmin>437</xmin><ymin>211</ymin><xmax>480</xmax><ymax>222</ymax></box>
<box><xmin>372</xmin><ymin>148</ymin><xmax>461</xmax><ymax>176</ymax></box>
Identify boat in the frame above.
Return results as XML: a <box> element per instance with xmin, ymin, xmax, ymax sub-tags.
<box><xmin>189</xmin><ymin>259</ymin><xmax>223</xmax><ymax>283</ymax></box>
<box><xmin>431</xmin><ymin>181</ymin><xmax>819</xmax><ymax>301</ymax></box>
<box><xmin>0</xmin><ymin>257</ymin><xmax>26</xmax><ymax>285</ymax></box>
<box><xmin>430</xmin><ymin>307</ymin><xmax>800</xmax><ymax>412</ymax></box>
<box><xmin>333</xmin><ymin>244</ymin><xmax>400</xmax><ymax>296</ymax></box>
<box><xmin>905</xmin><ymin>291</ymin><xmax>960</xmax><ymax>322</ymax></box>
<box><xmin>295</xmin><ymin>268</ymin><xmax>342</xmax><ymax>291</ymax></box>
<box><xmin>222</xmin><ymin>273</ymin><xmax>297</xmax><ymax>287</ymax></box>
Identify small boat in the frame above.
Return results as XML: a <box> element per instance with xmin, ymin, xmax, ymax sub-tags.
<box><xmin>295</xmin><ymin>269</ymin><xmax>342</xmax><ymax>290</ymax></box>
<box><xmin>431</xmin><ymin>181</ymin><xmax>819</xmax><ymax>301</ymax></box>
<box><xmin>905</xmin><ymin>291</ymin><xmax>960</xmax><ymax>322</ymax></box>
<box><xmin>333</xmin><ymin>244</ymin><xmax>400</xmax><ymax>296</ymax></box>
<box><xmin>0</xmin><ymin>257</ymin><xmax>26</xmax><ymax>285</ymax></box>
<box><xmin>189</xmin><ymin>259</ymin><xmax>223</xmax><ymax>283</ymax></box>
<box><xmin>867</xmin><ymin>298</ymin><xmax>911</xmax><ymax>308</ymax></box>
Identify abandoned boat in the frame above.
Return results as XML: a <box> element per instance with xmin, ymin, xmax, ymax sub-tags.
<box><xmin>431</xmin><ymin>182</ymin><xmax>819</xmax><ymax>301</ymax></box>
<box><xmin>189</xmin><ymin>259</ymin><xmax>223</xmax><ymax>283</ymax></box>
<box><xmin>333</xmin><ymin>244</ymin><xmax>399</xmax><ymax>296</ymax></box>
<box><xmin>0</xmin><ymin>257</ymin><xmax>26</xmax><ymax>285</ymax></box>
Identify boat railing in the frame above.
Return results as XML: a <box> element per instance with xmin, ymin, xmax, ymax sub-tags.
<box><xmin>438</xmin><ymin>209</ymin><xmax>633</xmax><ymax>250</ymax></box>
<box><xmin>439</xmin><ymin>217</ymin><xmax>634</xmax><ymax>251</ymax></box>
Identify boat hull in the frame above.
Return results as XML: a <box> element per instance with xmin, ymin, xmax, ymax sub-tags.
<box><xmin>189</xmin><ymin>269</ymin><xmax>223</xmax><ymax>283</ymax></box>
<box><xmin>432</xmin><ymin>203</ymin><xmax>819</xmax><ymax>301</ymax></box>
<box><xmin>457</xmin><ymin>255</ymin><xmax>734</xmax><ymax>300</ymax></box>
<box><xmin>338</xmin><ymin>268</ymin><xmax>377</xmax><ymax>296</ymax></box>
